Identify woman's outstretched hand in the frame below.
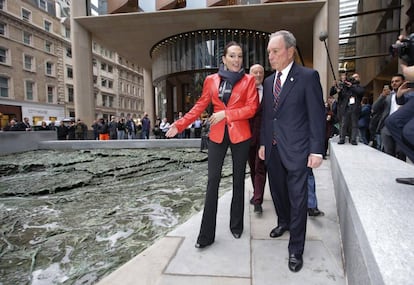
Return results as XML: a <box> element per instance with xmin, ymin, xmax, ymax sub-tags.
<box><xmin>165</xmin><ymin>125</ymin><xmax>178</xmax><ymax>138</ymax></box>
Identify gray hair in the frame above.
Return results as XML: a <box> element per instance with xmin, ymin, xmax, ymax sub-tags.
<box><xmin>270</xmin><ymin>30</ymin><xmax>296</xmax><ymax>49</ymax></box>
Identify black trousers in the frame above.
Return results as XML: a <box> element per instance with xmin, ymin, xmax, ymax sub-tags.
<box><xmin>386</xmin><ymin>97</ymin><xmax>414</xmax><ymax>163</ymax></box>
<box><xmin>340</xmin><ymin>108</ymin><xmax>359</xmax><ymax>142</ymax></box>
<box><xmin>197</xmin><ymin>128</ymin><xmax>250</xmax><ymax>245</ymax></box>
<box><xmin>267</xmin><ymin>145</ymin><xmax>308</xmax><ymax>255</ymax></box>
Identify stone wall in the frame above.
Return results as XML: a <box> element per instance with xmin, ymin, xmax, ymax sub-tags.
<box><xmin>0</xmin><ymin>131</ymin><xmax>201</xmax><ymax>155</ymax></box>
<box><xmin>0</xmin><ymin>131</ymin><xmax>56</xmax><ymax>155</ymax></box>
<box><xmin>330</xmin><ymin>139</ymin><xmax>414</xmax><ymax>285</ymax></box>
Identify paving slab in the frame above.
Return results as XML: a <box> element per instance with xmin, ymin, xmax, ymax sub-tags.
<box><xmin>97</xmin><ymin>158</ymin><xmax>345</xmax><ymax>285</ymax></box>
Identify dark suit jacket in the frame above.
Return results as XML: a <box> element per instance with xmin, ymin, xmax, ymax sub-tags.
<box><xmin>260</xmin><ymin>62</ymin><xmax>325</xmax><ymax>170</ymax></box>
<box><xmin>372</xmin><ymin>93</ymin><xmax>392</xmax><ymax>133</ymax></box>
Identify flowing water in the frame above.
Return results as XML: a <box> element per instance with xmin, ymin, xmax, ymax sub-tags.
<box><xmin>0</xmin><ymin>149</ymin><xmax>233</xmax><ymax>284</ymax></box>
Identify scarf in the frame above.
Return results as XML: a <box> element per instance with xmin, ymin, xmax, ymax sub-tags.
<box><xmin>218</xmin><ymin>64</ymin><xmax>245</xmax><ymax>105</ymax></box>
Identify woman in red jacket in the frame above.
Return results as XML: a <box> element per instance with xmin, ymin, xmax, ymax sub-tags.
<box><xmin>166</xmin><ymin>41</ymin><xmax>259</xmax><ymax>248</ymax></box>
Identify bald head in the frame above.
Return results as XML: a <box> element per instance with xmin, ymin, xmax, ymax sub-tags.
<box><xmin>249</xmin><ymin>64</ymin><xmax>264</xmax><ymax>86</ymax></box>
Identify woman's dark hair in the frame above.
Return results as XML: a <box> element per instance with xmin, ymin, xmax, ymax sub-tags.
<box><xmin>223</xmin><ymin>41</ymin><xmax>242</xmax><ymax>56</ymax></box>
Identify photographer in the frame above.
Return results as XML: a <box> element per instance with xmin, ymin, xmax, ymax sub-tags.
<box><xmin>371</xmin><ymin>75</ymin><xmax>406</xmax><ymax>160</ymax></box>
<box><xmin>333</xmin><ymin>73</ymin><xmax>365</xmax><ymax>145</ymax></box>
<box><xmin>385</xmin><ymin>34</ymin><xmax>414</xmax><ymax>185</ymax></box>
<box><xmin>330</xmin><ymin>72</ymin><xmax>347</xmax><ymax>124</ymax></box>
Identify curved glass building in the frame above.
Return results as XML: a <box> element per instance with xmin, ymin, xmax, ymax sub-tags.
<box><xmin>151</xmin><ymin>29</ymin><xmax>270</xmax><ymax>118</ymax></box>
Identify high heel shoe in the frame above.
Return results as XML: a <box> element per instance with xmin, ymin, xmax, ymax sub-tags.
<box><xmin>232</xmin><ymin>232</ymin><xmax>241</xmax><ymax>239</ymax></box>
<box><xmin>195</xmin><ymin>242</ymin><xmax>212</xmax><ymax>249</ymax></box>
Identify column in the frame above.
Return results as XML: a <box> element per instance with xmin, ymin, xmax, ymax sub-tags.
<box><xmin>313</xmin><ymin>1</ymin><xmax>339</xmax><ymax>99</ymax></box>
<box><xmin>143</xmin><ymin>68</ymin><xmax>155</xmax><ymax>125</ymax></box>
<box><xmin>70</xmin><ymin>1</ymin><xmax>95</xmax><ymax>126</ymax></box>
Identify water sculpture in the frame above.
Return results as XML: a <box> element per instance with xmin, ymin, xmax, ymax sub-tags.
<box><xmin>0</xmin><ymin>149</ymin><xmax>233</xmax><ymax>284</ymax></box>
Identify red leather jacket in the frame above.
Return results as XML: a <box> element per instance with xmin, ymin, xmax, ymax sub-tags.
<box><xmin>174</xmin><ymin>73</ymin><xmax>259</xmax><ymax>144</ymax></box>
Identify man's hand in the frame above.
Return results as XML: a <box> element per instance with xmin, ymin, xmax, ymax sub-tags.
<box><xmin>397</xmin><ymin>81</ymin><xmax>414</xmax><ymax>98</ymax></box>
<box><xmin>307</xmin><ymin>154</ymin><xmax>323</xmax><ymax>168</ymax></box>
<box><xmin>382</xmin><ymin>86</ymin><xmax>391</xmax><ymax>96</ymax></box>
<box><xmin>258</xmin><ymin>145</ymin><xmax>265</xmax><ymax>160</ymax></box>
<box><xmin>401</xmin><ymin>64</ymin><xmax>414</xmax><ymax>82</ymax></box>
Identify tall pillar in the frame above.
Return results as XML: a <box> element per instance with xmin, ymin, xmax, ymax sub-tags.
<box><xmin>70</xmin><ymin>1</ymin><xmax>95</xmax><ymax>126</ymax></box>
<box><xmin>143</xmin><ymin>68</ymin><xmax>155</xmax><ymax>124</ymax></box>
<box><xmin>313</xmin><ymin>1</ymin><xmax>339</xmax><ymax>99</ymax></box>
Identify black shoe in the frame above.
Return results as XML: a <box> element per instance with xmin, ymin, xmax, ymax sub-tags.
<box><xmin>269</xmin><ymin>226</ymin><xmax>288</xmax><ymax>238</ymax></box>
<box><xmin>288</xmin><ymin>254</ymin><xmax>303</xmax><ymax>272</ymax></box>
<box><xmin>195</xmin><ymin>242</ymin><xmax>212</xmax><ymax>249</ymax></box>
<box><xmin>338</xmin><ymin>139</ymin><xmax>345</xmax><ymax>145</ymax></box>
<box><xmin>308</xmin><ymin>208</ymin><xmax>325</xmax><ymax>217</ymax></box>
<box><xmin>396</xmin><ymin>177</ymin><xmax>414</xmax><ymax>185</ymax></box>
<box><xmin>250</xmin><ymin>197</ymin><xmax>254</xmax><ymax>205</ymax></box>
<box><xmin>351</xmin><ymin>140</ymin><xmax>358</xmax><ymax>145</ymax></box>
<box><xmin>232</xmin><ymin>232</ymin><xmax>241</xmax><ymax>239</ymax></box>
<box><xmin>254</xmin><ymin>204</ymin><xmax>263</xmax><ymax>214</ymax></box>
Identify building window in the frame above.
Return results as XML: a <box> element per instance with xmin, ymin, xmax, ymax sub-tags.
<box><xmin>108</xmin><ymin>80</ymin><xmax>113</xmax><ymax>89</ymax></box>
<box><xmin>67</xmin><ymin>66</ymin><xmax>73</xmax><ymax>78</ymax></box>
<box><xmin>45</xmin><ymin>41</ymin><xmax>52</xmax><ymax>53</ymax></box>
<box><xmin>38</xmin><ymin>0</ymin><xmax>47</xmax><ymax>11</ymax></box>
<box><xmin>102</xmin><ymin>94</ymin><xmax>107</xmax><ymax>107</ymax></box>
<box><xmin>68</xmin><ymin>85</ymin><xmax>74</xmax><ymax>102</ymax></box>
<box><xmin>25</xmin><ymin>81</ymin><xmax>35</xmax><ymax>100</ymax></box>
<box><xmin>65</xmin><ymin>27</ymin><xmax>70</xmax><ymax>39</ymax></box>
<box><xmin>109</xmin><ymin>96</ymin><xmax>114</xmax><ymax>107</ymax></box>
<box><xmin>47</xmin><ymin>85</ymin><xmax>54</xmax><ymax>103</ymax></box>
<box><xmin>0</xmin><ymin>22</ymin><xmax>6</xmax><ymax>36</ymax></box>
<box><xmin>66</xmin><ymin>47</ymin><xmax>72</xmax><ymax>58</ymax></box>
<box><xmin>108</xmin><ymin>65</ymin><xmax>113</xmax><ymax>73</ymax></box>
<box><xmin>0</xmin><ymin>76</ymin><xmax>8</xmax><ymax>97</ymax></box>
<box><xmin>101</xmin><ymin>62</ymin><xmax>106</xmax><ymax>71</ymax></box>
<box><xmin>101</xmin><ymin>78</ymin><xmax>107</xmax><ymax>87</ymax></box>
<box><xmin>45</xmin><ymin>61</ymin><xmax>54</xmax><ymax>76</ymax></box>
<box><xmin>93</xmin><ymin>75</ymin><xmax>97</xmax><ymax>84</ymax></box>
<box><xmin>22</xmin><ymin>8</ymin><xmax>31</xmax><ymax>22</ymax></box>
<box><xmin>0</xmin><ymin>0</ymin><xmax>5</xmax><ymax>10</ymax></box>
<box><xmin>23</xmin><ymin>54</ymin><xmax>34</xmax><ymax>71</ymax></box>
<box><xmin>44</xmin><ymin>20</ymin><xmax>51</xmax><ymax>32</ymax></box>
<box><xmin>23</xmin><ymin>31</ymin><xmax>32</xmax><ymax>45</ymax></box>
<box><xmin>0</xmin><ymin>47</ymin><xmax>8</xmax><ymax>64</ymax></box>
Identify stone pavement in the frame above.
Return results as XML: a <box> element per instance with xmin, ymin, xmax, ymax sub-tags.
<box><xmin>97</xmin><ymin>158</ymin><xmax>345</xmax><ymax>285</ymax></box>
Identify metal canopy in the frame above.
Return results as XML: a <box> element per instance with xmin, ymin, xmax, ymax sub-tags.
<box><xmin>74</xmin><ymin>1</ymin><xmax>325</xmax><ymax>69</ymax></box>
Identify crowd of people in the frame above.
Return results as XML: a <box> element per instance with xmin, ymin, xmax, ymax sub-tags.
<box><xmin>2</xmin><ymin>117</ymin><xmax>33</xmax><ymax>131</ymax></box>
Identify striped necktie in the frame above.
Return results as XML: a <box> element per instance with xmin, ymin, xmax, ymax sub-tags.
<box><xmin>273</xmin><ymin>71</ymin><xmax>282</xmax><ymax>110</ymax></box>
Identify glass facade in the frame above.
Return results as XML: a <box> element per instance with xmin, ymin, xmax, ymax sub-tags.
<box><xmin>150</xmin><ymin>29</ymin><xmax>270</xmax><ymax>119</ymax></box>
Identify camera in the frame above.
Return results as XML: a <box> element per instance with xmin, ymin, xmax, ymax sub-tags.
<box><xmin>390</xmin><ymin>33</ymin><xmax>414</xmax><ymax>66</ymax></box>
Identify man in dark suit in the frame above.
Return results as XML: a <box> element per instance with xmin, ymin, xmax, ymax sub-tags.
<box><xmin>259</xmin><ymin>30</ymin><xmax>325</xmax><ymax>272</ymax></box>
<box><xmin>248</xmin><ymin>64</ymin><xmax>267</xmax><ymax>214</ymax></box>
<box><xmin>385</xmin><ymin>79</ymin><xmax>414</xmax><ymax>184</ymax></box>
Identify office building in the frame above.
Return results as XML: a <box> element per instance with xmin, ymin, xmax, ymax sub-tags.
<box><xmin>0</xmin><ymin>0</ymin><xmax>144</xmax><ymax>129</ymax></box>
